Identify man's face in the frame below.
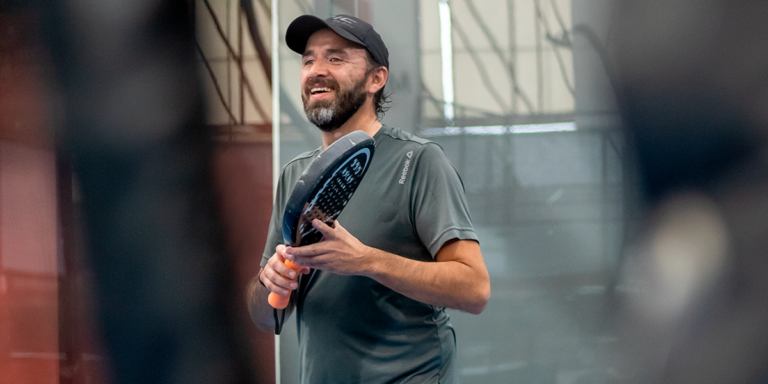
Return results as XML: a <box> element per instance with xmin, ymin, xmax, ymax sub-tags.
<box><xmin>300</xmin><ymin>29</ymin><xmax>371</xmax><ymax>132</ymax></box>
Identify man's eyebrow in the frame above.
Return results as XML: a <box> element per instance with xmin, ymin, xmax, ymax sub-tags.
<box><xmin>302</xmin><ymin>48</ymin><xmax>351</xmax><ymax>58</ymax></box>
<box><xmin>325</xmin><ymin>48</ymin><xmax>348</xmax><ymax>56</ymax></box>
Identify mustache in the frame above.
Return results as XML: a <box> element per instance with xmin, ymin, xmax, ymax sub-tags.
<box><xmin>304</xmin><ymin>77</ymin><xmax>338</xmax><ymax>92</ymax></box>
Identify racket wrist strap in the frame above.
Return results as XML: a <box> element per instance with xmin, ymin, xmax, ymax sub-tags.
<box><xmin>273</xmin><ymin>308</ymin><xmax>286</xmax><ymax>335</ymax></box>
<box><xmin>258</xmin><ymin>268</ymin><xmax>267</xmax><ymax>288</ymax></box>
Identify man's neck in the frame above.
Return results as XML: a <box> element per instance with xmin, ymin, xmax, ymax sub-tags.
<box><xmin>321</xmin><ymin>104</ymin><xmax>382</xmax><ymax>148</ymax></box>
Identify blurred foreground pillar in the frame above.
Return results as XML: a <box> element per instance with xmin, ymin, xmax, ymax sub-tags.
<box><xmin>612</xmin><ymin>2</ymin><xmax>768</xmax><ymax>383</ymax></box>
<box><xmin>32</xmin><ymin>0</ymin><xmax>261</xmax><ymax>382</ymax></box>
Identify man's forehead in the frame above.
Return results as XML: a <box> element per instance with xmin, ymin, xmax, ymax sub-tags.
<box><xmin>303</xmin><ymin>28</ymin><xmax>366</xmax><ymax>54</ymax></box>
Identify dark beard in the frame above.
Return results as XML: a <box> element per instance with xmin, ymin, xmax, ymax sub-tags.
<box><xmin>303</xmin><ymin>77</ymin><xmax>368</xmax><ymax>132</ymax></box>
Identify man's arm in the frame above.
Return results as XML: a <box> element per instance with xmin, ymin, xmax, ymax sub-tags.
<box><xmin>246</xmin><ymin>245</ymin><xmax>309</xmax><ymax>332</ymax></box>
<box><xmin>283</xmin><ymin>219</ymin><xmax>491</xmax><ymax>314</ymax></box>
<box><xmin>246</xmin><ymin>273</ymin><xmax>280</xmax><ymax>332</ymax></box>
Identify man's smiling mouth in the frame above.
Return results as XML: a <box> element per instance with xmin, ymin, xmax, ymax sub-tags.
<box><xmin>310</xmin><ymin>87</ymin><xmax>332</xmax><ymax>94</ymax></box>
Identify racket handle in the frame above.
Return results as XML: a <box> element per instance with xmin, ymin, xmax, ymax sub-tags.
<box><xmin>267</xmin><ymin>260</ymin><xmax>300</xmax><ymax>309</ymax></box>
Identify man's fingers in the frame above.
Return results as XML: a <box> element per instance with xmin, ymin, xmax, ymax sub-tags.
<box><xmin>283</xmin><ymin>243</ymin><xmax>330</xmax><ymax>264</ymax></box>
<box><xmin>271</xmin><ymin>252</ymin><xmax>299</xmax><ymax>279</ymax></box>
<box><xmin>312</xmin><ymin>219</ymin><xmax>335</xmax><ymax>237</ymax></box>
<box><xmin>263</xmin><ymin>266</ymin><xmax>299</xmax><ymax>295</ymax></box>
<box><xmin>275</xmin><ymin>245</ymin><xmax>287</xmax><ymax>261</ymax></box>
<box><xmin>263</xmin><ymin>252</ymin><xmax>300</xmax><ymax>295</ymax></box>
<box><xmin>277</xmin><ymin>260</ymin><xmax>299</xmax><ymax>279</ymax></box>
<box><xmin>259</xmin><ymin>269</ymin><xmax>288</xmax><ymax>296</ymax></box>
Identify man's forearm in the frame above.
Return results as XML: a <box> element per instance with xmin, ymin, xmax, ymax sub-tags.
<box><xmin>282</xmin><ymin>221</ymin><xmax>490</xmax><ymax>314</ymax></box>
<box><xmin>362</xmin><ymin>241</ymin><xmax>490</xmax><ymax>314</ymax></box>
<box><xmin>246</xmin><ymin>272</ymin><xmax>292</xmax><ymax>332</ymax></box>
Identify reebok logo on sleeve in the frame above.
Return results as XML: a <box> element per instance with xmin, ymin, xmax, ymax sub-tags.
<box><xmin>398</xmin><ymin>151</ymin><xmax>413</xmax><ymax>185</ymax></box>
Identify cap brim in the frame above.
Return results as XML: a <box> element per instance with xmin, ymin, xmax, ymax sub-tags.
<box><xmin>286</xmin><ymin>15</ymin><xmax>366</xmax><ymax>55</ymax></box>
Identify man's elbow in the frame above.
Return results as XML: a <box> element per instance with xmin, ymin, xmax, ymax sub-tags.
<box><xmin>252</xmin><ymin>317</ymin><xmax>274</xmax><ymax>333</ymax></box>
<box><xmin>465</xmin><ymin>279</ymin><xmax>491</xmax><ymax>315</ymax></box>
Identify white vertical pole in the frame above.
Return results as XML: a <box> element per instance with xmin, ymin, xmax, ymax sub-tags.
<box><xmin>271</xmin><ymin>0</ymin><xmax>280</xmax><ymax>195</ymax></box>
<box><xmin>438</xmin><ymin>0</ymin><xmax>455</xmax><ymax>123</ymax></box>
<box><xmin>274</xmin><ymin>333</ymin><xmax>281</xmax><ymax>384</ymax></box>
<box><xmin>270</xmin><ymin>0</ymin><xmax>281</xmax><ymax>383</ymax></box>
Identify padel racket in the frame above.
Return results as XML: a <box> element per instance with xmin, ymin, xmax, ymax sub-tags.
<box><xmin>268</xmin><ymin>130</ymin><xmax>375</xmax><ymax>310</ymax></box>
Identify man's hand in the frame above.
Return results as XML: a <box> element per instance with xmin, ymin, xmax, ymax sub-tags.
<box><xmin>283</xmin><ymin>219</ymin><xmax>371</xmax><ymax>276</ymax></box>
<box><xmin>247</xmin><ymin>245</ymin><xmax>312</xmax><ymax>331</ymax></box>
<box><xmin>282</xmin><ymin>219</ymin><xmax>490</xmax><ymax>314</ymax></box>
<box><xmin>261</xmin><ymin>245</ymin><xmax>311</xmax><ymax>296</ymax></box>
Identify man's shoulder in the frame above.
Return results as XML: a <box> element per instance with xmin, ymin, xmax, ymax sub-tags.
<box><xmin>376</xmin><ymin>125</ymin><xmax>445</xmax><ymax>158</ymax></box>
<box><xmin>377</xmin><ymin>125</ymin><xmax>434</xmax><ymax>146</ymax></box>
<box><xmin>282</xmin><ymin>148</ymin><xmax>321</xmax><ymax>171</ymax></box>
<box><xmin>277</xmin><ymin>148</ymin><xmax>322</xmax><ymax>189</ymax></box>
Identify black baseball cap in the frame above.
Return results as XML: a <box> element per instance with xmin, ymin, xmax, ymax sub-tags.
<box><xmin>286</xmin><ymin>14</ymin><xmax>389</xmax><ymax>69</ymax></box>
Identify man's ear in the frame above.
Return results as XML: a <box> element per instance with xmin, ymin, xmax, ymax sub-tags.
<box><xmin>367</xmin><ymin>66</ymin><xmax>388</xmax><ymax>94</ymax></box>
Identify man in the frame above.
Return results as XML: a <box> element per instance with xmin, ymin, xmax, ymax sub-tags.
<box><xmin>247</xmin><ymin>14</ymin><xmax>490</xmax><ymax>383</ymax></box>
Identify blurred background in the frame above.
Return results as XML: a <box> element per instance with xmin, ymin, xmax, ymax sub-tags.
<box><xmin>2</xmin><ymin>0</ymin><xmax>768</xmax><ymax>383</ymax></box>
<box><xmin>271</xmin><ymin>1</ymin><xmax>622</xmax><ymax>383</ymax></box>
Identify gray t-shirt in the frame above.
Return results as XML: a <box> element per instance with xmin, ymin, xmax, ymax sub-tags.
<box><xmin>261</xmin><ymin>125</ymin><xmax>477</xmax><ymax>383</ymax></box>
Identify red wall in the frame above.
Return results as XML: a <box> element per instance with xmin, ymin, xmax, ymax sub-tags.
<box><xmin>213</xmin><ymin>142</ymin><xmax>276</xmax><ymax>384</ymax></box>
<box><xmin>0</xmin><ymin>9</ymin><xmax>63</xmax><ymax>383</ymax></box>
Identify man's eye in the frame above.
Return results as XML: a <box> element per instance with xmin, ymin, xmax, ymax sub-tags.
<box><xmin>329</xmin><ymin>57</ymin><xmax>341</xmax><ymax>62</ymax></box>
<box><xmin>303</xmin><ymin>59</ymin><xmax>314</xmax><ymax>66</ymax></box>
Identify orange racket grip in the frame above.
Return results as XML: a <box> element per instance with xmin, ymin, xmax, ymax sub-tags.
<box><xmin>267</xmin><ymin>260</ymin><xmax>300</xmax><ymax>309</ymax></box>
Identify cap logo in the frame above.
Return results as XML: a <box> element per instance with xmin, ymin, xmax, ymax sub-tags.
<box><xmin>332</xmin><ymin>16</ymin><xmax>357</xmax><ymax>25</ymax></box>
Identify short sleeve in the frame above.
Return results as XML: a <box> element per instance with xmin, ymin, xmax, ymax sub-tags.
<box><xmin>410</xmin><ymin>143</ymin><xmax>478</xmax><ymax>257</ymax></box>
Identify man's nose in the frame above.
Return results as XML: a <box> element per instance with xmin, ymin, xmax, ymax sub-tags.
<box><xmin>307</xmin><ymin>60</ymin><xmax>329</xmax><ymax>77</ymax></box>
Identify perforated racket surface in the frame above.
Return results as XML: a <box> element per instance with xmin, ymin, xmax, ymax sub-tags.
<box><xmin>283</xmin><ymin>130</ymin><xmax>375</xmax><ymax>247</ymax></box>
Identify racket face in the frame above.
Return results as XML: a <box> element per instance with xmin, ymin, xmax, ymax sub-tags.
<box><xmin>283</xmin><ymin>131</ymin><xmax>375</xmax><ymax>247</ymax></box>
